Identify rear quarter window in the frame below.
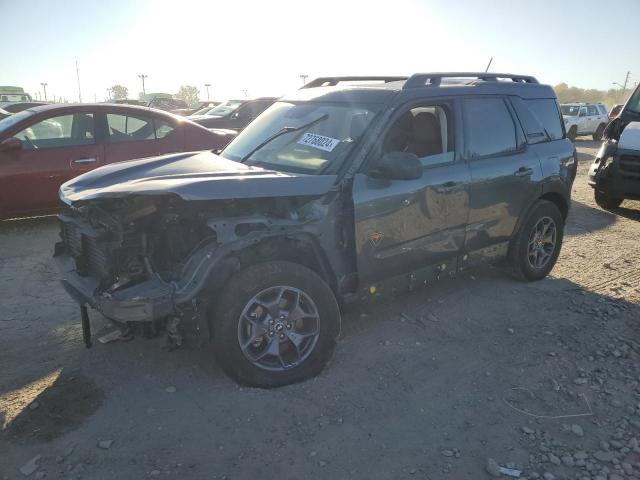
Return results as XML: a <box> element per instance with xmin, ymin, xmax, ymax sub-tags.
<box><xmin>522</xmin><ymin>99</ymin><xmax>564</xmax><ymax>141</ymax></box>
<box><xmin>463</xmin><ymin>98</ymin><xmax>518</xmax><ymax>158</ymax></box>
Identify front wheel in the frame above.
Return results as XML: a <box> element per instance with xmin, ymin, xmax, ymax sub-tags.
<box><xmin>509</xmin><ymin>200</ymin><xmax>564</xmax><ymax>281</ymax></box>
<box><xmin>594</xmin><ymin>189</ymin><xmax>622</xmax><ymax>210</ymax></box>
<box><xmin>211</xmin><ymin>261</ymin><xmax>341</xmax><ymax>388</ymax></box>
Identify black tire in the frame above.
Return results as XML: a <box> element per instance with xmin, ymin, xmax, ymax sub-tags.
<box><xmin>567</xmin><ymin>126</ymin><xmax>577</xmax><ymax>141</ymax></box>
<box><xmin>594</xmin><ymin>189</ymin><xmax>622</xmax><ymax>210</ymax></box>
<box><xmin>592</xmin><ymin>123</ymin><xmax>606</xmax><ymax>141</ymax></box>
<box><xmin>211</xmin><ymin>261</ymin><xmax>340</xmax><ymax>388</ymax></box>
<box><xmin>509</xmin><ymin>200</ymin><xmax>564</xmax><ymax>281</ymax></box>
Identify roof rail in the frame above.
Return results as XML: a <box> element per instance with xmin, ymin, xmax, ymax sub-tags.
<box><xmin>302</xmin><ymin>76</ymin><xmax>408</xmax><ymax>89</ymax></box>
<box><xmin>403</xmin><ymin>72</ymin><xmax>539</xmax><ymax>89</ymax></box>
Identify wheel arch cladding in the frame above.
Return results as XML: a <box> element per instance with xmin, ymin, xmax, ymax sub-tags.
<box><xmin>539</xmin><ymin>192</ymin><xmax>568</xmax><ymax>221</ymax></box>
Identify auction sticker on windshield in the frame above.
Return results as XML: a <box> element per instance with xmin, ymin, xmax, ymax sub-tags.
<box><xmin>298</xmin><ymin>132</ymin><xmax>340</xmax><ymax>152</ymax></box>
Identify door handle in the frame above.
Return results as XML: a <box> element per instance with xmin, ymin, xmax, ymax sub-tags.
<box><xmin>514</xmin><ymin>167</ymin><xmax>533</xmax><ymax>177</ymax></box>
<box><xmin>73</xmin><ymin>157</ymin><xmax>97</xmax><ymax>164</ymax></box>
<box><xmin>435</xmin><ymin>181</ymin><xmax>458</xmax><ymax>193</ymax></box>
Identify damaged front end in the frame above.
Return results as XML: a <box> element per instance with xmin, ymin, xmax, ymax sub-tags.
<box><xmin>54</xmin><ymin>169</ymin><xmax>345</xmax><ymax>348</ymax></box>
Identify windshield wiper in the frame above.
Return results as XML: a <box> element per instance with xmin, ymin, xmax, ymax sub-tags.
<box><xmin>241</xmin><ymin>114</ymin><xmax>329</xmax><ymax>163</ymax></box>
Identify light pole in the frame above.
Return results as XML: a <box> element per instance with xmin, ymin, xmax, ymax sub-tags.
<box><xmin>241</xmin><ymin>89</ymin><xmax>248</xmax><ymax>98</ymax></box>
<box><xmin>40</xmin><ymin>82</ymin><xmax>48</xmax><ymax>101</ymax></box>
<box><xmin>138</xmin><ymin>74</ymin><xmax>148</xmax><ymax>96</ymax></box>
<box><xmin>204</xmin><ymin>83</ymin><xmax>211</xmax><ymax>100</ymax></box>
<box><xmin>106</xmin><ymin>88</ymin><xmax>112</xmax><ymax>101</ymax></box>
<box><xmin>300</xmin><ymin>74</ymin><xmax>308</xmax><ymax>85</ymax></box>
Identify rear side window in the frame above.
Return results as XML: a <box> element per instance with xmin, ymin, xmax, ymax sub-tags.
<box><xmin>463</xmin><ymin>98</ymin><xmax>517</xmax><ymax>158</ymax></box>
<box><xmin>522</xmin><ymin>99</ymin><xmax>564</xmax><ymax>141</ymax></box>
<box><xmin>107</xmin><ymin>113</ymin><xmax>156</xmax><ymax>142</ymax></box>
<box><xmin>587</xmin><ymin>105</ymin><xmax>598</xmax><ymax>116</ymax></box>
<box><xmin>153</xmin><ymin>118</ymin><xmax>176</xmax><ymax>139</ymax></box>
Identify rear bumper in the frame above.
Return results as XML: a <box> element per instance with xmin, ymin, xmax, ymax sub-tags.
<box><xmin>54</xmin><ymin>248</ymin><xmax>175</xmax><ymax>323</ymax></box>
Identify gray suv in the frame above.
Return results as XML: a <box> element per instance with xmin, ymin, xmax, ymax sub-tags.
<box><xmin>54</xmin><ymin>73</ymin><xmax>577</xmax><ymax>387</ymax></box>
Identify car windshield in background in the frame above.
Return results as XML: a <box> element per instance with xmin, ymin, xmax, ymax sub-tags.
<box><xmin>221</xmin><ymin>101</ymin><xmax>378</xmax><ymax>174</ymax></box>
<box><xmin>0</xmin><ymin>109</ymin><xmax>35</xmax><ymax>132</ymax></box>
<box><xmin>561</xmin><ymin>105</ymin><xmax>580</xmax><ymax>116</ymax></box>
<box><xmin>206</xmin><ymin>100</ymin><xmax>243</xmax><ymax>117</ymax></box>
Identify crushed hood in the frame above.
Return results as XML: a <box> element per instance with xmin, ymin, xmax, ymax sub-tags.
<box><xmin>59</xmin><ymin>150</ymin><xmax>337</xmax><ymax>205</ymax></box>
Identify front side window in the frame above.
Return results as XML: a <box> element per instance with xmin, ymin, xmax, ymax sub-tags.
<box><xmin>463</xmin><ymin>98</ymin><xmax>517</xmax><ymax>158</ymax></box>
<box><xmin>14</xmin><ymin>113</ymin><xmax>94</xmax><ymax>150</ymax></box>
<box><xmin>221</xmin><ymin>101</ymin><xmax>378</xmax><ymax>174</ymax></box>
<box><xmin>381</xmin><ymin>103</ymin><xmax>454</xmax><ymax>167</ymax></box>
<box><xmin>107</xmin><ymin>113</ymin><xmax>156</xmax><ymax>142</ymax></box>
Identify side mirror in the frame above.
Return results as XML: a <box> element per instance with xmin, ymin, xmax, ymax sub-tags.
<box><xmin>0</xmin><ymin>137</ymin><xmax>22</xmax><ymax>152</ymax></box>
<box><xmin>369</xmin><ymin>152</ymin><xmax>422</xmax><ymax>180</ymax></box>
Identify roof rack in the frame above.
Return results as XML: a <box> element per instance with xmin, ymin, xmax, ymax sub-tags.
<box><xmin>302</xmin><ymin>76</ymin><xmax>408</xmax><ymax>89</ymax></box>
<box><xmin>403</xmin><ymin>72</ymin><xmax>539</xmax><ymax>89</ymax></box>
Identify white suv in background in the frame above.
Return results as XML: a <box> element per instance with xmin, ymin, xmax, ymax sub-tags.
<box><xmin>561</xmin><ymin>103</ymin><xmax>609</xmax><ymax>141</ymax></box>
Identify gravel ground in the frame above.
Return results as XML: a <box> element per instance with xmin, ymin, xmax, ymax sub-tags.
<box><xmin>1</xmin><ymin>140</ymin><xmax>639</xmax><ymax>480</ymax></box>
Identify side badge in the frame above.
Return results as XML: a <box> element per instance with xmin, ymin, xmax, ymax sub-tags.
<box><xmin>369</xmin><ymin>231</ymin><xmax>384</xmax><ymax>247</ymax></box>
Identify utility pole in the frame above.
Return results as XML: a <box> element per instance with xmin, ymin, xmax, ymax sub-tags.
<box><xmin>204</xmin><ymin>83</ymin><xmax>211</xmax><ymax>100</ymax></box>
<box><xmin>299</xmin><ymin>74</ymin><xmax>308</xmax><ymax>85</ymax></box>
<box><xmin>76</xmin><ymin>60</ymin><xmax>82</xmax><ymax>103</ymax></box>
<box><xmin>138</xmin><ymin>74</ymin><xmax>148</xmax><ymax>96</ymax></box>
<box><xmin>622</xmin><ymin>71</ymin><xmax>631</xmax><ymax>92</ymax></box>
<box><xmin>106</xmin><ymin>88</ymin><xmax>112</xmax><ymax>101</ymax></box>
<box><xmin>485</xmin><ymin>57</ymin><xmax>493</xmax><ymax>72</ymax></box>
<box><xmin>241</xmin><ymin>89</ymin><xmax>248</xmax><ymax>98</ymax></box>
<box><xmin>40</xmin><ymin>82</ymin><xmax>48</xmax><ymax>101</ymax></box>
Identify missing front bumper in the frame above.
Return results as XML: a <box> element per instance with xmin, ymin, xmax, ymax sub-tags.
<box><xmin>54</xmin><ymin>251</ymin><xmax>175</xmax><ymax>323</ymax></box>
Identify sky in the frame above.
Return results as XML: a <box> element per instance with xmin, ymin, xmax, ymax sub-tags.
<box><xmin>1</xmin><ymin>0</ymin><xmax>639</xmax><ymax>103</ymax></box>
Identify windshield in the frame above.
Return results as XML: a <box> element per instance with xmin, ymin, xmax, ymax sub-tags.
<box><xmin>0</xmin><ymin>109</ymin><xmax>35</xmax><ymax>132</ymax></box>
<box><xmin>206</xmin><ymin>100</ymin><xmax>243</xmax><ymax>117</ymax></box>
<box><xmin>560</xmin><ymin>105</ymin><xmax>580</xmax><ymax>116</ymax></box>
<box><xmin>221</xmin><ymin>101</ymin><xmax>378</xmax><ymax>174</ymax></box>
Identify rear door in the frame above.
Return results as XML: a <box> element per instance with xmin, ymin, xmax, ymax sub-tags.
<box><xmin>464</xmin><ymin>97</ymin><xmax>542</xmax><ymax>253</ymax></box>
<box><xmin>577</xmin><ymin>106</ymin><xmax>589</xmax><ymax>134</ymax></box>
<box><xmin>587</xmin><ymin>105</ymin><xmax>600</xmax><ymax>133</ymax></box>
<box><xmin>353</xmin><ymin>99</ymin><xmax>471</xmax><ymax>282</ymax></box>
<box><xmin>103</xmin><ymin>111</ymin><xmax>183</xmax><ymax>163</ymax></box>
<box><xmin>0</xmin><ymin>111</ymin><xmax>103</xmax><ymax>218</ymax></box>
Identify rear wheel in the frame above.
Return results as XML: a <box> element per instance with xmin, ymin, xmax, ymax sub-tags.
<box><xmin>509</xmin><ymin>200</ymin><xmax>564</xmax><ymax>281</ymax></box>
<box><xmin>594</xmin><ymin>189</ymin><xmax>622</xmax><ymax>210</ymax></box>
<box><xmin>211</xmin><ymin>261</ymin><xmax>340</xmax><ymax>388</ymax></box>
<box><xmin>567</xmin><ymin>126</ymin><xmax>578</xmax><ymax>141</ymax></box>
<box><xmin>593</xmin><ymin>123</ymin><xmax>606</xmax><ymax>141</ymax></box>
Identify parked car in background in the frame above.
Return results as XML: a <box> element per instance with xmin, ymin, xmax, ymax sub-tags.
<box><xmin>0</xmin><ymin>103</ymin><xmax>233</xmax><ymax>219</ymax></box>
<box><xmin>560</xmin><ymin>102</ymin><xmax>609</xmax><ymax>140</ymax></box>
<box><xmin>0</xmin><ymin>86</ymin><xmax>33</xmax><ymax>103</ymax></box>
<box><xmin>609</xmin><ymin>104</ymin><xmax>624</xmax><ymax>120</ymax></box>
<box><xmin>588</xmin><ymin>84</ymin><xmax>640</xmax><ymax>209</ymax></box>
<box><xmin>0</xmin><ymin>101</ymin><xmax>49</xmax><ymax>114</ymax></box>
<box><xmin>54</xmin><ymin>73</ymin><xmax>576</xmax><ymax>387</ymax></box>
<box><xmin>189</xmin><ymin>97</ymin><xmax>277</xmax><ymax>131</ymax></box>
<box><xmin>192</xmin><ymin>101</ymin><xmax>221</xmax><ymax>114</ymax></box>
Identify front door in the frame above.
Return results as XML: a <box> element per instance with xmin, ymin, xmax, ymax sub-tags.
<box><xmin>0</xmin><ymin>112</ymin><xmax>102</xmax><ymax>218</ymax></box>
<box><xmin>462</xmin><ymin>97</ymin><xmax>542</xmax><ymax>253</ymax></box>
<box><xmin>353</xmin><ymin>101</ymin><xmax>471</xmax><ymax>282</ymax></box>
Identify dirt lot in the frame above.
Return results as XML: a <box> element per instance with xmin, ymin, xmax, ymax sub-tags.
<box><xmin>1</xmin><ymin>140</ymin><xmax>640</xmax><ymax>480</ymax></box>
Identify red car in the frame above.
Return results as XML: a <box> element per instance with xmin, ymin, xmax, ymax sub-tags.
<box><xmin>0</xmin><ymin>103</ymin><xmax>236</xmax><ymax>219</ymax></box>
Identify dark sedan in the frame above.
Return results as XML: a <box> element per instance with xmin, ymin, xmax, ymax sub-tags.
<box><xmin>0</xmin><ymin>103</ymin><xmax>234</xmax><ymax>219</ymax></box>
<box><xmin>189</xmin><ymin>97</ymin><xmax>277</xmax><ymax>131</ymax></box>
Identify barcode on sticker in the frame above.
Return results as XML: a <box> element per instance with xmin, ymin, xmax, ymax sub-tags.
<box><xmin>297</xmin><ymin>133</ymin><xmax>340</xmax><ymax>152</ymax></box>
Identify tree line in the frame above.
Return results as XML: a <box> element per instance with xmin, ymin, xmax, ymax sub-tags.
<box><xmin>108</xmin><ymin>84</ymin><xmax>200</xmax><ymax>106</ymax></box>
<box><xmin>553</xmin><ymin>83</ymin><xmax>634</xmax><ymax>107</ymax></box>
